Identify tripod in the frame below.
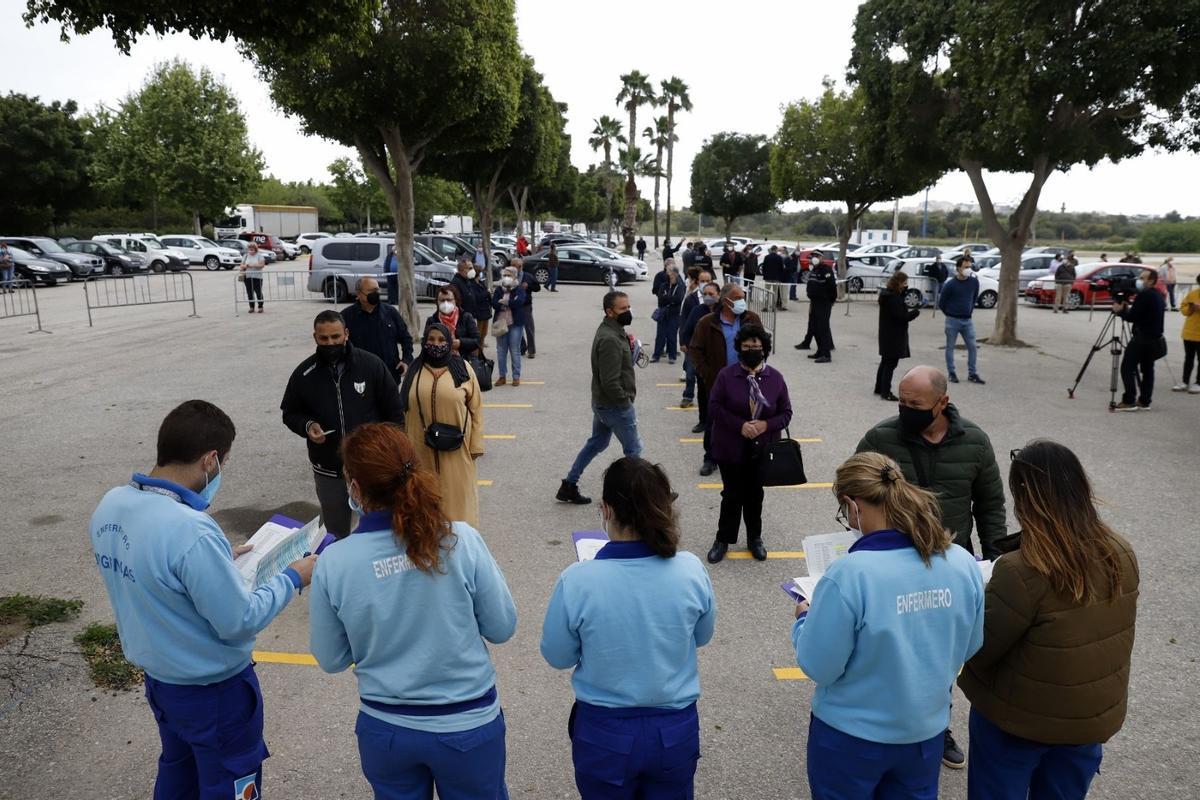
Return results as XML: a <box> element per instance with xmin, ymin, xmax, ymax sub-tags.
<box><xmin>1067</xmin><ymin>311</ymin><xmax>1130</xmax><ymax>409</ymax></box>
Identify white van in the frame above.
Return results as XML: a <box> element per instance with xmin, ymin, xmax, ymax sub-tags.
<box><xmin>306</xmin><ymin>237</ymin><xmax>455</xmax><ymax>302</ymax></box>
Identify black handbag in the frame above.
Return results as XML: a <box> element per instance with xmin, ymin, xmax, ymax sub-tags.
<box><xmin>470</xmin><ymin>354</ymin><xmax>494</xmax><ymax>392</ymax></box>
<box><xmin>758</xmin><ymin>427</ymin><xmax>808</xmax><ymax>487</ymax></box>
<box><xmin>416</xmin><ymin>368</ymin><xmax>465</xmax><ymax>452</ymax></box>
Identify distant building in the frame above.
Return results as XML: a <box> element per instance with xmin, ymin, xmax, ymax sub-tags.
<box><xmin>851</xmin><ymin>229</ymin><xmax>909</xmax><ymax>245</ymax></box>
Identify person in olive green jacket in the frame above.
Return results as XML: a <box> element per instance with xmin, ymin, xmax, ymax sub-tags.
<box><xmin>556</xmin><ymin>291</ymin><xmax>640</xmax><ymax>505</ymax></box>
<box><xmin>959</xmin><ymin>440</ymin><xmax>1138</xmax><ymax>800</ymax></box>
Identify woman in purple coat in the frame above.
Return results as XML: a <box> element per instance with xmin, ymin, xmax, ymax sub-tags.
<box><xmin>705</xmin><ymin>324</ymin><xmax>793</xmax><ymax>564</ymax></box>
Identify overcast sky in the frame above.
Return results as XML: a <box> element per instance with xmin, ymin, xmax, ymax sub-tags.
<box><xmin>7</xmin><ymin>0</ymin><xmax>1200</xmax><ymax>218</ymax></box>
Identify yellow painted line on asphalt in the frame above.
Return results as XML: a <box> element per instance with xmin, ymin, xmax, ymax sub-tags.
<box><xmin>656</xmin><ymin>382</ymin><xmax>687</xmax><ymax>387</ymax></box>
<box><xmin>725</xmin><ymin>551</ymin><xmax>806</xmax><ymax>560</ymax></box>
<box><xmin>483</xmin><ymin>434</ymin><xmax>516</xmax><ymax>440</ymax></box>
<box><xmin>483</xmin><ymin>403</ymin><xmax>533</xmax><ymax>409</ymax></box>
<box><xmin>697</xmin><ymin>482</ymin><xmax>833</xmax><ymax>490</ymax></box>
<box><xmin>665</xmin><ymin>406</ymin><xmax>694</xmax><ymax>411</ymax></box>
<box><xmin>680</xmin><ymin>437</ymin><xmax>822</xmax><ymax>444</ymax></box>
<box><xmin>253</xmin><ymin>650</ymin><xmax>318</xmax><ymax>666</ymax></box>
<box><xmin>477</xmin><ymin>480</ymin><xmax>493</xmax><ymax>486</ymax></box>
<box><xmin>773</xmin><ymin>668</ymin><xmax>810</xmax><ymax>681</ymax></box>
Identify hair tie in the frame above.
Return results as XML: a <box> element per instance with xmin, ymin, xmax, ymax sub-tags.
<box><xmin>880</xmin><ymin>465</ymin><xmax>898</xmax><ymax>485</ymax></box>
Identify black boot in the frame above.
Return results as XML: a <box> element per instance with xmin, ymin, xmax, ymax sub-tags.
<box><xmin>707</xmin><ymin>539</ymin><xmax>728</xmax><ymax>564</ymax></box>
<box><xmin>555</xmin><ymin>479</ymin><xmax>592</xmax><ymax>505</ymax></box>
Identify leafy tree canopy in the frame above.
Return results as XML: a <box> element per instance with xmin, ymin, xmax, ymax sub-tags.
<box><xmin>690</xmin><ymin>132</ymin><xmax>775</xmax><ymax>238</ymax></box>
<box><xmin>0</xmin><ymin>93</ymin><xmax>92</xmax><ymax>230</ymax></box>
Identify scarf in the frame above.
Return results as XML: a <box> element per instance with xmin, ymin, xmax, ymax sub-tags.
<box><xmin>746</xmin><ymin>366</ymin><xmax>772</xmax><ymax>421</ymax></box>
<box><xmin>438</xmin><ymin>306</ymin><xmax>461</xmax><ymax>336</ymax></box>
<box><xmin>397</xmin><ymin>321</ymin><xmax>471</xmax><ymax>415</ymax></box>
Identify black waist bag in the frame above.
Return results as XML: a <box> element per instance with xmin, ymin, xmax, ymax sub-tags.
<box><xmin>424</xmin><ymin>422</ymin><xmax>464</xmax><ymax>452</ymax></box>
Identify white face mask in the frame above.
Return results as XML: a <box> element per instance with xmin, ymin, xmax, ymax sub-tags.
<box><xmin>466</xmin><ymin>269</ymin><xmax>477</xmax><ymax>280</ymax></box>
<box><xmin>438</xmin><ymin>300</ymin><xmax>455</xmax><ymax>314</ymax></box>
<box><xmin>842</xmin><ymin>498</ymin><xmax>864</xmax><ymax>539</ymax></box>
<box><xmin>731</xmin><ymin>298</ymin><xmax>748</xmax><ymax>315</ymax></box>
<box><xmin>598</xmin><ymin>505</ymin><xmax>609</xmax><ymax>537</ymax></box>
<box><xmin>502</xmin><ymin>276</ymin><xmax>515</xmax><ymax>287</ymax></box>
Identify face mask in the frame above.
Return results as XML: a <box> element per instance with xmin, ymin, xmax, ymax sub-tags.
<box><xmin>467</xmin><ymin>269</ymin><xmax>477</xmax><ymax>280</ymax></box>
<box><xmin>615</xmin><ymin>309</ymin><xmax>633</xmax><ymax>326</ymax></box>
<box><xmin>438</xmin><ymin>300</ymin><xmax>455</xmax><ymax>315</ymax></box>
<box><xmin>1135</xmin><ymin>279</ymin><xmax>1145</xmax><ymax>291</ymax></box>
<box><xmin>731</xmin><ymin>298</ymin><xmax>748</xmax><ymax>316</ymax></box>
<box><xmin>199</xmin><ymin>458</ymin><xmax>222</xmax><ymax>506</ymax></box>
<box><xmin>739</xmin><ymin>349</ymin><xmax>764</xmax><ymax>369</ymax></box>
<box><xmin>842</xmin><ymin>498</ymin><xmax>864</xmax><ymax>539</ymax></box>
<box><xmin>424</xmin><ymin>342</ymin><xmax>451</xmax><ymax>362</ymax></box>
<box><xmin>598</xmin><ymin>505</ymin><xmax>609</xmax><ymax>537</ymax></box>
<box><xmin>347</xmin><ymin>484</ymin><xmax>364</xmax><ymax>516</ymax></box>
<box><xmin>502</xmin><ymin>277</ymin><xmax>514</xmax><ymax>287</ymax></box>
<box><xmin>316</xmin><ymin>342</ymin><xmax>345</xmax><ymax>365</ymax></box>
<box><xmin>365</xmin><ymin>290</ymin><xmax>381</xmax><ymax>306</ymax></box>
<box><xmin>702</xmin><ymin>294</ymin><xmax>718</xmax><ymax>306</ymax></box>
<box><xmin>898</xmin><ymin>403</ymin><xmax>936</xmax><ymax>437</ymax></box>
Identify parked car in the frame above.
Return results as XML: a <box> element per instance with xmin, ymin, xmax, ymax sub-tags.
<box><xmin>64</xmin><ymin>240</ymin><xmax>149</xmax><ymax>275</ymax></box>
<box><xmin>1025</xmin><ymin>262</ymin><xmax>1168</xmax><ymax>310</ymax></box>
<box><xmin>849</xmin><ymin>242</ymin><xmax>907</xmax><ymax>257</ymax></box>
<box><xmin>573</xmin><ymin>244</ymin><xmax>648</xmax><ymax>280</ymax></box>
<box><xmin>942</xmin><ymin>243</ymin><xmax>991</xmax><ymax>257</ymax></box>
<box><xmin>306</xmin><ymin>237</ymin><xmax>454</xmax><ymax>302</ymax></box>
<box><xmin>522</xmin><ymin>247</ymin><xmax>639</xmax><ymax>286</ymax></box>
<box><xmin>237</xmin><ymin>232</ymin><xmax>290</xmax><ymax>260</ymax></box>
<box><xmin>295</xmin><ymin>232</ymin><xmax>333</xmax><ymax>254</ymax></box>
<box><xmin>415</xmin><ymin>232</ymin><xmax>508</xmax><ymax>274</ymax></box>
<box><xmin>1023</xmin><ymin>245</ymin><xmax>1071</xmax><ymax>258</ymax></box>
<box><xmin>971</xmin><ymin>255</ymin><xmax>1002</xmax><ymax>271</ymax></box>
<box><xmin>219</xmin><ymin>239</ymin><xmax>277</xmax><ymax>263</ymax></box>
<box><xmin>742</xmin><ymin>240</ymin><xmax>793</xmax><ymax>260</ymax></box>
<box><xmin>977</xmin><ymin>253</ymin><xmax>1056</xmax><ymax>290</ymax></box>
<box><xmin>888</xmin><ymin>258</ymin><xmax>1000</xmax><ymax>309</ymax></box>
<box><xmin>887</xmin><ymin>245</ymin><xmax>945</xmax><ymax>262</ymax></box>
<box><xmin>845</xmin><ymin>253</ymin><xmax>901</xmax><ymax>292</ymax></box>
<box><xmin>537</xmin><ymin>233</ymin><xmax>588</xmax><ymax>252</ymax></box>
<box><xmin>5</xmin><ymin>246</ymin><xmax>73</xmax><ymax>285</ymax></box>
<box><xmin>160</xmin><ymin>235</ymin><xmax>242</xmax><ymax>270</ymax></box>
<box><xmin>92</xmin><ymin>233</ymin><xmax>191</xmax><ymax>272</ymax></box>
<box><xmin>0</xmin><ymin>236</ymin><xmax>104</xmax><ymax>280</ymax></box>
<box><xmin>705</xmin><ymin>236</ymin><xmax>755</xmax><ymax>254</ymax></box>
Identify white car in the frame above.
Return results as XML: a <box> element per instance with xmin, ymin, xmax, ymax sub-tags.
<box><xmin>704</xmin><ymin>236</ymin><xmax>755</xmax><ymax>254</ymax></box>
<box><xmin>742</xmin><ymin>240</ymin><xmax>795</xmax><ymax>259</ymax></box>
<box><xmin>576</xmin><ymin>245</ymin><xmax>648</xmax><ymax>279</ymax></box>
<box><xmin>976</xmin><ymin>253</ymin><xmax>1057</xmax><ymax>290</ymax></box>
<box><xmin>942</xmin><ymin>243</ymin><xmax>991</xmax><ymax>257</ymax></box>
<box><xmin>850</xmin><ymin>242</ymin><xmax>907</xmax><ymax>257</ymax></box>
<box><xmin>94</xmin><ymin>233</ymin><xmax>194</xmax><ymax>271</ymax></box>
<box><xmin>159</xmin><ymin>235</ymin><xmax>243</xmax><ymax>270</ymax></box>
<box><xmin>295</xmin><ymin>232</ymin><xmax>332</xmax><ymax>254</ymax></box>
<box><xmin>277</xmin><ymin>239</ymin><xmax>300</xmax><ymax>259</ymax></box>
<box><xmin>885</xmin><ymin>258</ymin><xmax>1000</xmax><ymax>309</ymax></box>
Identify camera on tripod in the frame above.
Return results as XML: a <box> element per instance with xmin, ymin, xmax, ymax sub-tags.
<box><xmin>1102</xmin><ymin>274</ymin><xmax>1139</xmax><ymax>305</ymax></box>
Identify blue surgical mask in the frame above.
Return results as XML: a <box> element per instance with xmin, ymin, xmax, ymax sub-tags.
<box><xmin>1135</xmin><ymin>278</ymin><xmax>1145</xmax><ymax>291</ymax></box>
<box><xmin>199</xmin><ymin>458</ymin><xmax>222</xmax><ymax>506</ymax></box>
<box><xmin>731</xmin><ymin>298</ymin><xmax>748</xmax><ymax>315</ymax></box>
<box><xmin>347</xmin><ymin>483</ymin><xmax>364</xmax><ymax>516</ymax></box>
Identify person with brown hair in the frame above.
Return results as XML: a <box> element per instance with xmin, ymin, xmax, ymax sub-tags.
<box><xmin>959</xmin><ymin>440</ymin><xmax>1139</xmax><ymax>800</ymax></box>
<box><xmin>309</xmin><ymin>422</ymin><xmax>516</xmax><ymax>800</ymax></box>
<box><xmin>541</xmin><ymin>456</ymin><xmax>716</xmax><ymax>799</ymax></box>
<box><xmin>793</xmin><ymin>451</ymin><xmax>984</xmax><ymax>800</ymax></box>
<box><xmin>875</xmin><ymin>270</ymin><xmax>920</xmax><ymax>401</ymax></box>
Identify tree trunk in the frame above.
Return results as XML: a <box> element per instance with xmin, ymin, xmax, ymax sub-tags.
<box><xmin>359</xmin><ymin>135</ymin><xmax>419</xmax><ymax>332</ymax></box>
<box><xmin>192</xmin><ymin>210</ymin><xmax>201</xmax><ymax>235</ymax></box>
<box><xmin>151</xmin><ymin>195</ymin><xmax>159</xmax><ymax>230</ymax></box>
<box><xmin>622</xmin><ymin>175</ymin><xmax>637</xmax><ymax>255</ymax></box>
<box><xmin>665</xmin><ymin>109</ymin><xmax>675</xmax><ymax>244</ymax></box>
<box><xmin>723</xmin><ymin>217</ymin><xmax>733</xmax><ymax>241</ymax></box>
<box><xmin>652</xmin><ymin>144</ymin><xmax>662</xmax><ymax>248</ymax></box>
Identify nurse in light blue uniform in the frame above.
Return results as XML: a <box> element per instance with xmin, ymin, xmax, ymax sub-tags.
<box><xmin>792</xmin><ymin>452</ymin><xmax>985</xmax><ymax>800</ymax></box>
<box><xmin>309</xmin><ymin>422</ymin><xmax>517</xmax><ymax>800</ymax></box>
<box><xmin>541</xmin><ymin>456</ymin><xmax>717</xmax><ymax>799</ymax></box>
<box><xmin>89</xmin><ymin>400</ymin><xmax>317</xmax><ymax>800</ymax></box>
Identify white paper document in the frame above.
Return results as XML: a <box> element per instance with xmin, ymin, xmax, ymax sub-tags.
<box><xmin>233</xmin><ymin>516</ymin><xmax>325</xmax><ymax>590</ymax></box>
<box><xmin>803</xmin><ymin>532</ymin><xmax>859</xmax><ymax>576</ymax></box>
<box><xmin>572</xmin><ymin>531</ymin><xmax>609</xmax><ymax>562</ymax></box>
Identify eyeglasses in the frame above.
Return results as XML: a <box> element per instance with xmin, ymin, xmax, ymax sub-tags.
<box><xmin>835</xmin><ymin>504</ymin><xmax>850</xmax><ymax>532</ymax></box>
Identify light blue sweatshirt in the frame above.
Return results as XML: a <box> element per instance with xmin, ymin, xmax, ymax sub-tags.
<box><xmin>540</xmin><ymin>539</ymin><xmax>717</xmax><ymax>709</ymax></box>
<box><xmin>792</xmin><ymin>530</ymin><xmax>984</xmax><ymax>744</ymax></box>
<box><xmin>309</xmin><ymin>512</ymin><xmax>517</xmax><ymax>733</ymax></box>
<box><xmin>89</xmin><ymin>475</ymin><xmax>300</xmax><ymax>685</ymax></box>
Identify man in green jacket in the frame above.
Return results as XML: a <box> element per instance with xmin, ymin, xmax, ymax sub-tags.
<box><xmin>557</xmin><ymin>291</ymin><xmax>640</xmax><ymax>505</ymax></box>
<box><xmin>855</xmin><ymin>363</ymin><xmax>1007</xmax><ymax>771</ymax></box>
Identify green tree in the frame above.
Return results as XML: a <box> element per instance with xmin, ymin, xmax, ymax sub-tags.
<box><xmin>412</xmin><ymin>176</ymin><xmax>469</xmax><ymax>234</ymax></box>
<box><xmin>852</xmin><ymin>0</ymin><xmax>1200</xmax><ymax>344</ymax></box>
<box><xmin>327</xmin><ymin>157</ymin><xmax>389</xmax><ymax>231</ymax></box>
<box><xmin>690</xmin><ymin>133</ymin><xmax>775</xmax><ymax>241</ymax></box>
<box><xmin>643</xmin><ymin>115</ymin><xmax>673</xmax><ymax>248</ymax></box>
<box><xmin>588</xmin><ymin>116</ymin><xmax>625</xmax><ymax>245</ymax></box>
<box><xmin>659</xmin><ymin>77</ymin><xmax>691</xmax><ymax>245</ymax></box>
<box><xmin>253</xmin><ymin>0</ymin><xmax>522</xmax><ymax>329</ymax></box>
<box><xmin>0</xmin><ymin>93</ymin><xmax>92</xmax><ymax>231</ymax></box>
<box><xmin>616</xmin><ymin>71</ymin><xmax>658</xmax><ymax>253</ymax></box>
<box><xmin>772</xmin><ymin>83</ymin><xmax>943</xmax><ymax>281</ymax></box>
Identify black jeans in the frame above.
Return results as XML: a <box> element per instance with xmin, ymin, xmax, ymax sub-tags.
<box><xmin>313</xmin><ymin>472</ymin><xmax>352</xmax><ymax>538</ymax></box>
<box><xmin>244</xmin><ymin>277</ymin><xmax>263</xmax><ymax>308</ymax></box>
<box><xmin>1184</xmin><ymin>340</ymin><xmax>1200</xmax><ymax>384</ymax></box>
<box><xmin>1120</xmin><ymin>336</ymin><xmax>1158</xmax><ymax>406</ymax></box>
<box><xmin>810</xmin><ymin>301</ymin><xmax>834</xmax><ymax>357</ymax></box>
<box><xmin>875</xmin><ymin>356</ymin><xmax>900</xmax><ymax>395</ymax></box>
<box><xmin>717</xmin><ymin>456</ymin><xmax>764</xmax><ymax>544</ymax></box>
<box><xmin>521</xmin><ymin>308</ymin><xmax>535</xmax><ymax>355</ymax></box>
<box><xmin>699</xmin><ymin>379</ymin><xmax>714</xmax><ymax>464</ymax></box>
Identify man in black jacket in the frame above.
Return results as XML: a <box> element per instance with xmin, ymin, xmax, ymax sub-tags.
<box><xmin>1114</xmin><ymin>268</ymin><xmax>1167</xmax><ymax>411</ymax></box>
<box><xmin>806</xmin><ymin>257</ymin><xmax>838</xmax><ymax>362</ymax></box>
<box><xmin>515</xmin><ymin>257</ymin><xmax>541</xmax><ymax>359</ymax></box>
<box><xmin>341</xmin><ymin>276</ymin><xmax>413</xmax><ymax>383</ymax></box>
<box><xmin>451</xmin><ymin>259</ymin><xmax>492</xmax><ymax>343</ymax></box>
<box><xmin>662</xmin><ymin>238</ymin><xmax>683</xmax><ymax>262</ymax></box>
<box><xmin>761</xmin><ymin>245</ymin><xmax>787</xmax><ymax>310</ymax></box>
<box><xmin>719</xmin><ymin>245</ymin><xmax>743</xmax><ymax>282</ymax></box>
<box><xmin>280</xmin><ymin>310</ymin><xmax>405</xmax><ymax>538</ymax></box>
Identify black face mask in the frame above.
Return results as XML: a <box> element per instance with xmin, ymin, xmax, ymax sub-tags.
<box><xmin>316</xmin><ymin>342</ymin><xmax>346</xmax><ymax>365</ymax></box>
<box><xmin>365</xmin><ymin>290</ymin><xmax>381</xmax><ymax>306</ymax></box>
<box><xmin>615</xmin><ymin>310</ymin><xmax>633</xmax><ymax>326</ymax></box>
<box><xmin>739</xmin><ymin>350</ymin><xmax>765</xmax><ymax>369</ymax></box>
<box><xmin>898</xmin><ymin>404</ymin><xmax>936</xmax><ymax>436</ymax></box>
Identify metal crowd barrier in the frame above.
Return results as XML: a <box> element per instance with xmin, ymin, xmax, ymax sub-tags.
<box><xmin>233</xmin><ymin>271</ymin><xmax>449</xmax><ymax>316</ymax></box>
<box><xmin>84</xmin><ymin>273</ymin><xmax>198</xmax><ymax>327</ymax></box>
<box><xmin>0</xmin><ymin>278</ymin><xmax>49</xmax><ymax>333</ymax></box>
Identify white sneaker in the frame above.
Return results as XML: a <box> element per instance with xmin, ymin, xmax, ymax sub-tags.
<box><xmin>1190</xmin><ymin>384</ymin><xmax>1200</xmax><ymax>394</ymax></box>
<box><xmin>1173</xmin><ymin>383</ymin><xmax>1188</xmax><ymax>391</ymax></box>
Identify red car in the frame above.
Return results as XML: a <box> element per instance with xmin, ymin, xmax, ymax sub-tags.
<box><xmin>1025</xmin><ymin>262</ymin><xmax>1168</xmax><ymax>310</ymax></box>
<box><xmin>238</xmin><ymin>232</ymin><xmax>288</xmax><ymax>261</ymax></box>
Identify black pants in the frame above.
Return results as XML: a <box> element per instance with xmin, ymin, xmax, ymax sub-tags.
<box><xmin>244</xmin><ymin>277</ymin><xmax>263</xmax><ymax>308</ymax></box>
<box><xmin>1120</xmin><ymin>336</ymin><xmax>1158</xmax><ymax>407</ymax></box>
<box><xmin>521</xmin><ymin>308</ymin><xmax>536</xmax><ymax>355</ymax></box>
<box><xmin>810</xmin><ymin>301</ymin><xmax>834</xmax><ymax>357</ymax></box>
<box><xmin>875</xmin><ymin>356</ymin><xmax>900</xmax><ymax>395</ymax></box>
<box><xmin>717</xmin><ymin>457</ymin><xmax>763</xmax><ymax>544</ymax></box>
<box><xmin>1184</xmin><ymin>340</ymin><xmax>1200</xmax><ymax>384</ymax></box>
<box><xmin>313</xmin><ymin>472</ymin><xmax>352</xmax><ymax>538</ymax></box>
<box><xmin>698</xmin><ymin>378</ymin><xmax>713</xmax><ymax>463</ymax></box>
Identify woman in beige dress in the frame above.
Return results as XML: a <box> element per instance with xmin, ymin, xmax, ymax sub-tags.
<box><xmin>399</xmin><ymin>321</ymin><xmax>484</xmax><ymax>526</ymax></box>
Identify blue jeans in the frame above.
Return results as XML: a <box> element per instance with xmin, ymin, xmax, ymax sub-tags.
<box><xmin>653</xmin><ymin>311</ymin><xmax>680</xmax><ymax>360</ymax></box>
<box><xmin>944</xmin><ymin>317</ymin><xmax>978</xmax><ymax>377</ymax></box>
<box><xmin>356</xmin><ymin>710</ymin><xmax>508</xmax><ymax>800</ymax></box>
<box><xmin>548</xmin><ymin>266</ymin><xmax>558</xmax><ymax>289</ymax></box>
<box><xmin>143</xmin><ymin>664</ymin><xmax>269</xmax><ymax>800</ymax></box>
<box><xmin>570</xmin><ymin>701</ymin><xmax>699</xmax><ymax>800</ymax></box>
<box><xmin>807</xmin><ymin>714</ymin><xmax>941</xmax><ymax>800</ymax></box>
<box><xmin>967</xmin><ymin>708</ymin><xmax>1101</xmax><ymax>800</ymax></box>
<box><xmin>682</xmin><ymin>352</ymin><xmax>696</xmax><ymax>401</ymax></box>
<box><xmin>496</xmin><ymin>325</ymin><xmax>523</xmax><ymax>379</ymax></box>
<box><xmin>0</xmin><ymin>266</ymin><xmax>14</xmax><ymax>288</ymax></box>
<box><xmin>789</xmin><ymin>273</ymin><xmax>800</xmax><ymax>300</ymax></box>
<box><xmin>566</xmin><ymin>404</ymin><xmax>642</xmax><ymax>484</ymax></box>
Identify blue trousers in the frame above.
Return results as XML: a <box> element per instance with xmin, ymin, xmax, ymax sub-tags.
<box><xmin>566</xmin><ymin>404</ymin><xmax>642</xmax><ymax>484</ymax></box>
<box><xmin>496</xmin><ymin>324</ymin><xmax>523</xmax><ymax>379</ymax></box>
<box><xmin>653</xmin><ymin>311</ymin><xmax>680</xmax><ymax>360</ymax></box>
<box><xmin>356</xmin><ymin>710</ymin><xmax>508</xmax><ymax>800</ymax></box>
<box><xmin>570</xmin><ymin>701</ymin><xmax>700</xmax><ymax>800</ymax></box>
<box><xmin>0</xmin><ymin>266</ymin><xmax>14</xmax><ymax>288</ymax></box>
<box><xmin>548</xmin><ymin>266</ymin><xmax>559</xmax><ymax>289</ymax></box>
<box><xmin>944</xmin><ymin>317</ymin><xmax>978</xmax><ymax>377</ymax></box>
<box><xmin>807</xmin><ymin>714</ymin><xmax>941</xmax><ymax>800</ymax></box>
<box><xmin>143</xmin><ymin>664</ymin><xmax>269</xmax><ymax>800</ymax></box>
<box><xmin>967</xmin><ymin>708</ymin><xmax>1102</xmax><ymax>800</ymax></box>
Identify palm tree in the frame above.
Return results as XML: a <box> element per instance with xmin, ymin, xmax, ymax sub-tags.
<box><xmin>589</xmin><ymin>115</ymin><xmax>625</xmax><ymax>246</ymax></box>
<box><xmin>643</xmin><ymin>115</ymin><xmax>672</xmax><ymax>248</ymax></box>
<box><xmin>659</xmin><ymin>76</ymin><xmax>692</xmax><ymax>245</ymax></box>
<box><xmin>616</xmin><ymin>70</ymin><xmax>658</xmax><ymax>253</ymax></box>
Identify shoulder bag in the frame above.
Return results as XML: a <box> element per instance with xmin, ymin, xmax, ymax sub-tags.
<box><xmin>469</xmin><ymin>353</ymin><xmax>494</xmax><ymax>392</ymax></box>
<box><xmin>758</xmin><ymin>427</ymin><xmax>807</xmax><ymax>487</ymax></box>
<box><xmin>415</xmin><ymin>367</ymin><xmax>465</xmax><ymax>451</ymax></box>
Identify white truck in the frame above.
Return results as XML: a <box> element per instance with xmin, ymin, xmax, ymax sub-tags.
<box><xmin>214</xmin><ymin>204</ymin><xmax>320</xmax><ymax>241</ymax></box>
<box><xmin>429</xmin><ymin>215</ymin><xmax>473</xmax><ymax>235</ymax></box>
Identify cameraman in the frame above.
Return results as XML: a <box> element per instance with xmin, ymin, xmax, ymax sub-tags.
<box><xmin>1114</xmin><ymin>268</ymin><xmax>1167</xmax><ymax>411</ymax></box>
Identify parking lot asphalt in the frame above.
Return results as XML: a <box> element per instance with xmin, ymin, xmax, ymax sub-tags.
<box><xmin>1</xmin><ymin>258</ymin><xmax>1197</xmax><ymax>798</ymax></box>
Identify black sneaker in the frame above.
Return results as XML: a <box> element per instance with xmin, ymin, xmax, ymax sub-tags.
<box><xmin>555</xmin><ymin>479</ymin><xmax>592</xmax><ymax>505</ymax></box>
<box><xmin>968</xmin><ymin>374</ymin><xmax>986</xmax><ymax>385</ymax></box>
<box><xmin>814</xmin><ymin>356</ymin><xmax>831</xmax><ymax>363</ymax></box>
<box><xmin>691</xmin><ymin>421</ymin><xmax>706</xmax><ymax>434</ymax></box>
<box><xmin>948</xmin><ymin>374</ymin><xmax>960</xmax><ymax>384</ymax></box>
<box><xmin>699</xmin><ymin>460</ymin><xmax>716</xmax><ymax>477</ymax></box>
<box><xmin>707</xmin><ymin>540</ymin><xmax>728</xmax><ymax>564</ymax></box>
<box><xmin>748</xmin><ymin>539</ymin><xmax>768</xmax><ymax>561</ymax></box>
<box><xmin>794</xmin><ymin>342</ymin><xmax>811</xmax><ymax>350</ymax></box>
<box><xmin>942</xmin><ymin>729</ymin><xmax>965</xmax><ymax>769</ymax></box>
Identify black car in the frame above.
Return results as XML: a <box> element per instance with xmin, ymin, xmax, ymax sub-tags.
<box><xmin>65</xmin><ymin>240</ymin><xmax>149</xmax><ymax>275</ymax></box>
<box><xmin>1</xmin><ymin>235</ymin><xmax>104</xmax><ymax>279</ymax></box>
<box><xmin>536</xmin><ymin>233</ymin><xmax>587</xmax><ymax>252</ymax></box>
<box><xmin>5</xmin><ymin>245</ymin><xmax>74</xmax><ymax>285</ymax></box>
<box><xmin>523</xmin><ymin>247</ymin><xmax>638</xmax><ymax>286</ymax></box>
